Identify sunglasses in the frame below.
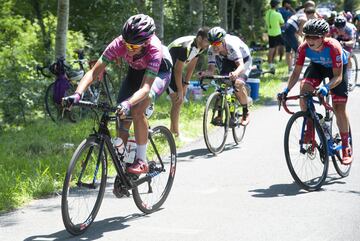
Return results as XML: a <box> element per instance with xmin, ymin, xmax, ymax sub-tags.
<box><xmin>210</xmin><ymin>41</ymin><xmax>222</xmax><ymax>47</ymax></box>
<box><xmin>305</xmin><ymin>35</ymin><xmax>322</xmax><ymax>40</ymax></box>
<box><xmin>124</xmin><ymin>42</ymin><xmax>143</xmax><ymax>51</ymax></box>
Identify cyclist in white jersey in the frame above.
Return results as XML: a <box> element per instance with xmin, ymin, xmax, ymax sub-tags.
<box><xmin>201</xmin><ymin>27</ymin><xmax>252</xmax><ymax>126</ymax></box>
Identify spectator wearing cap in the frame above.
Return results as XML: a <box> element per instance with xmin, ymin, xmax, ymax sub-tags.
<box><xmin>265</xmin><ymin>0</ymin><xmax>285</xmax><ymax>70</ymax></box>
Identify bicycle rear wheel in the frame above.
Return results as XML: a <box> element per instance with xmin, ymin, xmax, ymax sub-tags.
<box><xmin>348</xmin><ymin>53</ymin><xmax>358</xmax><ymax>92</ymax></box>
<box><xmin>45</xmin><ymin>82</ymin><xmax>81</xmax><ymax>123</ymax></box>
<box><xmin>203</xmin><ymin>92</ymin><xmax>229</xmax><ymax>154</ymax></box>
<box><xmin>331</xmin><ymin>117</ymin><xmax>352</xmax><ymax>177</ymax></box>
<box><xmin>61</xmin><ymin>136</ymin><xmax>107</xmax><ymax>235</ymax></box>
<box><xmin>132</xmin><ymin>126</ymin><xmax>177</xmax><ymax>214</ymax></box>
<box><xmin>232</xmin><ymin>99</ymin><xmax>246</xmax><ymax>144</ymax></box>
<box><xmin>284</xmin><ymin>112</ymin><xmax>329</xmax><ymax>191</ymax></box>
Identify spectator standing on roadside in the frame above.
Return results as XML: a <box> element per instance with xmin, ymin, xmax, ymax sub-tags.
<box><xmin>278</xmin><ymin>0</ymin><xmax>296</xmax><ymax>62</ymax></box>
<box><xmin>265</xmin><ymin>0</ymin><xmax>285</xmax><ymax>70</ymax></box>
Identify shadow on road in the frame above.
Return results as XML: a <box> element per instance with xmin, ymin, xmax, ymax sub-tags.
<box><xmin>177</xmin><ymin>143</ymin><xmax>240</xmax><ymax>161</ymax></box>
<box><xmin>249</xmin><ymin>182</ymin><xmax>307</xmax><ymax>197</ymax></box>
<box><xmin>23</xmin><ymin>213</ymin><xmax>147</xmax><ymax>241</ymax></box>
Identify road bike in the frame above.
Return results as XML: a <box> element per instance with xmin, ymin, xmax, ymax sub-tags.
<box><xmin>60</xmin><ymin>99</ymin><xmax>177</xmax><ymax>235</ymax></box>
<box><xmin>37</xmin><ymin>50</ymin><xmax>115</xmax><ymax>123</ymax></box>
<box><xmin>200</xmin><ymin>75</ymin><xmax>247</xmax><ymax>154</ymax></box>
<box><xmin>278</xmin><ymin>91</ymin><xmax>352</xmax><ymax>191</ymax></box>
<box><xmin>199</xmin><ymin>60</ymin><xmax>274</xmax><ymax>154</ymax></box>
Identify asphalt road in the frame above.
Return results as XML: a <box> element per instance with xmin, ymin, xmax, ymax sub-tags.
<box><xmin>1</xmin><ymin>71</ymin><xmax>360</xmax><ymax>241</ymax></box>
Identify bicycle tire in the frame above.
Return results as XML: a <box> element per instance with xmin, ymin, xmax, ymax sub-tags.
<box><xmin>232</xmin><ymin>98</ymin><xmax>246</xmax><ymax>144</ymax></box>
<box><xmin>61</xmin><ymin>136</ymin><xmax>107</xmax><ymax>235</ymax></box>
<box><xmin>332</xmin><ymin>122</ymin><xmax>352</xmax><ymax>177</ymax></box>
<box><xmin>132</xmin><ymin>125</ymin><xmax>177</xmax><ymax>214</ymax></box>
<box><xmin>284</xmin><ymin>111</ymin><xmax>329</xmax><ymax>191</ymax></box>
<box><xmin>348</xmin><ymin>53</ymin><xmax>358</xmax><ymax>92</ymax></box>
<box><xmin>203</xmin><ymin>92</ymin><xmax>229</xmax><ymax>154</ymax></box>
<box><xmin>44</xmin><ymin>82</ymin><xmax>81</xmax><ymax>123</ymax></box>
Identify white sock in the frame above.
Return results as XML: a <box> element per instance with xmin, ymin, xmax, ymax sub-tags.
<box><xmin>136</xmin><ymin>144</ymin><xmax>147</xmax><ymax>163</ymax></box>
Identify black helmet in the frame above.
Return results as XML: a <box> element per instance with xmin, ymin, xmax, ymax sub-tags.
<box><xmin>122</xmin><ymin>14</ymin><xmax>156</xmax><ymax>44</ymax></box>
<box><xmin>334</xmin><ymin>16</ymin><xmax>347</xmax><ymax>28</ymax></box>
<box><xmin>207</xmin><ymin>27</ymin><xmax>226</xmax><ymax>43</ymax></box>
<box><xmin>303</xmin><ymin>19</ymin><xmax>329</xmax><ymax>36</ymax></box>
<box><xmin>270</xmin><ymin>0</ymin><xmax>280</xmax><ymax>7</ymax></box>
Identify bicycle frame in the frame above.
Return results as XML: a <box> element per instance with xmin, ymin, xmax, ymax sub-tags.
<box><xmin>280</xmin><ymin>93</ymin><xmax>342</xmax><ymax>156</ymax></box>
<box><xmin>73</xmin><ymin>101</ymin><xmax>165</xmax><ymax>191</ymax></box>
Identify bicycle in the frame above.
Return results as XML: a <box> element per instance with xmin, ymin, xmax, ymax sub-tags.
<box><xmin>200</xmin><ymin>75</ymin><xmax>247</xmax><ymax>154</ymax></box>
<box><xmin>37</xmin><ymin>50</ymin><xmax>115</xmax><ymax>123</ymax></box>
<box><xmin>60</xmin><ymin>99</ymin><xmax>177</xmax><ymax>235</ymax></box>
<box><xmin>278</xmin><ymin>90</ymin><xmax>353</xmax><ymax>191</ymax></box>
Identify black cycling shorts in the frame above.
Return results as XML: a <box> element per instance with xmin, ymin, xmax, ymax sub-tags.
<box><xmin>302</xmin><ymin>62</ymin><xmax>348</xmax><ymax>103</ymax></box>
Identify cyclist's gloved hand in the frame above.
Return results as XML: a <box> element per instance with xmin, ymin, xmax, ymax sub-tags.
<box><xmin>277</xmin><ymin>87</ymin><xmax>289</xmax><ymax>100</ymax></box>
<box><xmin>318</xmin><ymin>84</ymin><xmax>330</xmax><ymax>97</ymax></box>
<box><xmin>117</xmin><ymin>100</ymin><xmax>131</xmax><ymax>117</ymax></box>
<box><xmin>63</xmin><ymin>92</ymin><xmax>81</xmax><ymax>107</ymax></box>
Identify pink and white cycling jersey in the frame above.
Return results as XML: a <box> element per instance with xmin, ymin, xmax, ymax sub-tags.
<box><xmin>100</xmin><ymin>35</ymin><xmax>163</xmax><ymax>77</ymax></box>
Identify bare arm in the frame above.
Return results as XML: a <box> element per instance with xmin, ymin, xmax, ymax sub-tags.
<box><xmin>174</xmin><ymin>59</ymin><xmax>185</xmax><ymax>94</ymax></box>
<box><xmin>328</xmin><ymin>67</ymin><xmax>343</xmax><ymax>88</ymax></box>
<box><xmin>286</xmin><ymin>64</ymin><xmax>303</xmax><ymax>91</ymax></box>
<box><xmin>229</xmin><ymin>59</ymin><xmax>244</xmax><ymax>81</ymax></box>
<box><xmin>76</xmin><ymin>60</ymin><xmax>106</xmax><ymax>94</ymax></box>
<box><xmin>185</xmin><ymin>57</ymin><xmax>198</xmax><ymax>83</ymax></box>
<box><xmin>127</xmin><ymin>74</ymin><xmax>155</xmax><ymax>106</ymax></box>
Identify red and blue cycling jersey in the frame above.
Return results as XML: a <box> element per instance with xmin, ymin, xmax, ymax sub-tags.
<box><xmin>296</xmin><ymin>38</ymin><xmax>349</xmax><ymax>68</ymax></box>
<box><xmin>100</xmin><ymin>35</ymin><xmax>163</xmax><ymax>78</ymax></box>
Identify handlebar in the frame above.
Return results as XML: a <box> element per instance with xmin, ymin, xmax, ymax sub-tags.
<box><xmin>278</xmin><ymin>91</ymin><xmax>333</xmax><ymax>115</ymax></box>
<box><xmin>199</xmin><ymin>75</ymin><xmax>232</xmax><ymax>91</ymax></box>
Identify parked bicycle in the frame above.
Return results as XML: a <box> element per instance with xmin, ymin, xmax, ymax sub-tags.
<box><xmin>37</xmin><ymin>50</ymin><xmax>115</xmax><ymax>123</ymax></box>
<box><xmin>278</xmin><ymin>90</ymin><xmax>352</xmax><ymax>191</ymax></box>
<box><xmin>60</xmin><ymin>99</ymin><xmax>177</xmax><ymax>235</ymax></box>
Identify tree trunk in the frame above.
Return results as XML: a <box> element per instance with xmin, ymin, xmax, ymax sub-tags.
<box><xmin>152</xmin><ymin>0</ymin><xmax>164</xmax><ymax>41</ymax></box>
<box><xmin>30</xmin><ymin>0</ymin><xmax>52</xmax><ymax>62</ymax></box>
<box><xmin>344</xmin><ymin>0</ymin><xmax>354</xmax><ymax>12</ymax></box>
<box><xmin>230</xmin><ymin>0</ymin><xmax>236</xmax><ymax>31</ymax></box>
<box><xmin>190</xmin><ymin>0</ymin><xmax>203</xmax><ymax>33</ymax></box>
<box><xmin>219</xmin><ymin>0</ymin><xmax>228</xmax><ymax>31</ymax></box>
<box><xmin>55</xmin><ymin>0</ymin><xmax>69</xmax><ymax>60</ymax></box>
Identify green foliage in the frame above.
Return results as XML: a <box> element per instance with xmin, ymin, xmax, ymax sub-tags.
<box><xmin>0</xmin><ymin>119</ymin><xmax>93</xmax><ymax>211</ymax></box>
<box><xmin>0</xmin><ymin>8</ymin><xmax>86</xmax><ymax>127</ymax></box>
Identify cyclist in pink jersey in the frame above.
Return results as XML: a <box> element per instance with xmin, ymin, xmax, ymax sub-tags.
<box><xmin>67</xmin><ymin>14</ymin><xmax>173</xmax><ymax>174</ymax></box>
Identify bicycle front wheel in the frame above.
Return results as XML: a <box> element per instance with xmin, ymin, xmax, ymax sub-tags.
<box><xmin>61</xmin><ymin>136</ymin><xmax>107</xmax><ymax>235</ymax></box>
<box><xmin>203</xmin><ymin>92</ymin><xmax>229</xmax><ymax>154</ymax></box>
<box><xmin>132</xmin><ymin>126</ymin><xmax>177</xmax><ymax>214</ymax></box>
<box><xmin>348</xmin><ymin>53</ymin><xmax>358</xmax><ymax>92</ymax></box>
<box><xmin>232</xmin><ymin>99</ymin><xmax>246</xmax><ymax>144</ymax></box>
<box><xmin>284</xmin><ymin>112</ymin><xmax>329</xmax><ymax>191</ymax></box>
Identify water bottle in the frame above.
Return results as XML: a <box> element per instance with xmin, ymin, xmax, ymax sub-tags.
<box><xmin>145</xmin><ymin>103</ymin><xmax>154</xmax><ymax>119</ymax></box>
<box><xmin>321</xmin><ymin>120</ymin><xmax>331</xmax><ymax>140</ymax></box>
<box><xmin>124</xmin><ymin>136</ymin><xmax>137</xmax><ymax>164</ymax></box>
<box><xmin>112</xmin><ymin>137</ymin><xmax>125</xmax><ymax>155</ymax></box>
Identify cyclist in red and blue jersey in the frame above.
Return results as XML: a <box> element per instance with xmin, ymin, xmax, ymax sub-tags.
<box><xmin>67</xmin><ymin>14</ymin><xmax>173</xmax><ymax>174</ymax></box>
<box><xmin>279</xmin><ymin>18</ymin><xmax>353</xmax><ymax>165</ymax></box>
